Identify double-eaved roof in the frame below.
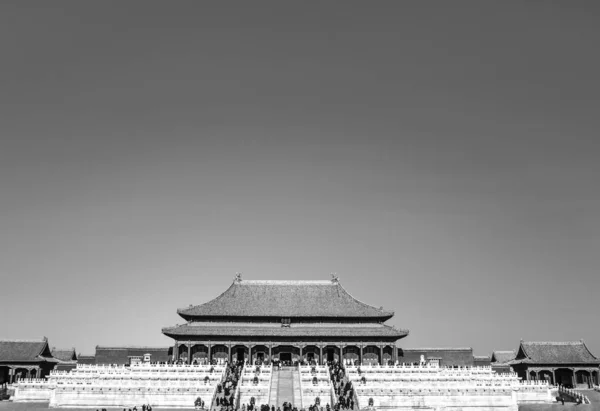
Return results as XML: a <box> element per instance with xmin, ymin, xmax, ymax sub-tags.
<box><xmin>164</xmin><ymin>277</ymin><xmax>407</xmax><ymax>342</ymax></box>
<box><xmin>177</xmin><ymin>279</ymin><xmax>394</xmax><ymax>320</ymax></box>
<box><xmin>512</xmin><ymin>341</ymin><xmax>599</xmax><ymax>365</ymax></box>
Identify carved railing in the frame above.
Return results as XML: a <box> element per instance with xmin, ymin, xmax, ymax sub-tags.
<box><xmin>558</xmin><ymin>385</ymin><xmax>590</xmax><ymax>404</ymax></box>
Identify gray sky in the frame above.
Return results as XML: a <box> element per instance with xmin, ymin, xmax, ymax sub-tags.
<box><xmin>1</xmin><ymin>1</ymin><xmax>599</xmax><ymax>357</ymax></box>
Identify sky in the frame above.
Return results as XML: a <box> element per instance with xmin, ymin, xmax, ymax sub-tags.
<box><xmin>0</xmin><ymin>1</ymin><xmax>599</xmax><ymax>358</ymax></box>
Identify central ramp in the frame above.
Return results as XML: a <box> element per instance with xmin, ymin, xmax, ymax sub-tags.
<box><xmin>270</xmin><ymin>367</ymin><xmax>301</xmax><ymax>408</ymax></box>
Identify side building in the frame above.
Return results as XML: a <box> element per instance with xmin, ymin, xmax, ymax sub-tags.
<box><xmin>509</xmin><ymin>340</ymin><xmax>599</xmax><ymax>388</ymax></box>
<box><xmin>94</xmin><ymin>346</ymin><xmax>173</xmax><ymax>365</ymax></box>
<box><xmin>0</xmin><ymin>338</ymin><xmax>58</xmax><ymax>383</ymax></box>
<box><xmin>162</xmin><ymin>276</ymin><xmax>409</xmax><ymax>365</ymax></box>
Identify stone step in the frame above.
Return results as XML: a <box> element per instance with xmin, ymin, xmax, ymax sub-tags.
<box><xmin>292</xmin><ymin>367</ymin><xmax>302</xmax><ymax>408</ymax></box>
<box><xmin>275</xmin><ymin>368</ymin><xmax>295</xmax><ymax>408</ymax></box>
<box><xmin>269</xmin><ymin>369</ymin><xmax>279</xmax><ymax>406</ymax></box>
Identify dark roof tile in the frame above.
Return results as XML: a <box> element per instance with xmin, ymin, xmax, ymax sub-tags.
<box><xmin>51</xmin><ymin>349</ymin><xmax>77</xmax><ymax>362</ymax></box>
<box><xmin>0</xmin><ymin>339</ymin><xmax>51</xmax><ymax>363</ymax></box>
<box><xmin>515</xmin><ymin>341</ymin><xmax>599</xmax><ymax>364</ymax></box>
<box><xmin>162</xmin><ymin>322</ymin><xmax>407</xmax><ymax>339</ymax></box>
<box><xmin>178</xmin><ymin>279</ymin><xmax>393</xmax><ymax>319</ymax></box>
<box><xmin>491</xmin><ymin>350</ymin><xmax>516</xmax><ymax>364</ymax></box>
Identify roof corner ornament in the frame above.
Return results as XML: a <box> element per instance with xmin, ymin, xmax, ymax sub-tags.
<box><xmin>234</xmin><ymin>272</ymin><xmax>243</xmax><ymax>283</ymax></box>
<box><xmin>330</xmin><ymin>272</ymin><xmax>339</xmax><ymax>284</ymax></box>
<box><xmin>379</xmin><ymin>306</ymin><xmax>384</xmax><ymax>311</ymax></box>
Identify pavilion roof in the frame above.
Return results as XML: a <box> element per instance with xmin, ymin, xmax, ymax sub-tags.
<box><xmin>0</xmin><ymin>338</ymin><xmax>57</xmax><ymax>363</ymax></box>
<box><xmin>51</xmin><ymin>348</ymin><xmax>77</xmax><ymax>362</ymax></box>
<box><xmin>162</xmin><ymin>322</ymin><xmax>407</xmax><ymax>339</ymax></box>
<box><xmin>512</xmin><ymin>341</ymin><xmax>599</xmax><ymax>365</ymax></box>
<box><xmin>178</xmin><ymin>278</ymin><xmax>394</xmax><ymax>320</ymax></box>
<box><xmin>491</xmin><ymin>350</ymin><xmax>516</xmax><ymax>364</ymax></box>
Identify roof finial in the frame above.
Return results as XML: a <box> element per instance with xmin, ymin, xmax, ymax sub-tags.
<box><xmin>234</xmin><ymin>272</ymin><xmax>242</xmax><ymax>283</ymax></box>
<box><xmin>330</xmin><ymin>272</ymin><xmax>339</xmax><ymax>284</ymax></box>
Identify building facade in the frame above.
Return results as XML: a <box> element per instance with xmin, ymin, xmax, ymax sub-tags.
<box><xmin>162</xmin><ymin>276</ymin><xmax>408</xmax><ymax>365</ymax></box>
<box><xmin>0</xmin><ymin>338</ymin><xmax>57</xmax><ymax>384</ymax></box>
<box><xmin>509</xmin><ymin>341</ymin><xmax>599</xmax><ymax>388</ymax></box>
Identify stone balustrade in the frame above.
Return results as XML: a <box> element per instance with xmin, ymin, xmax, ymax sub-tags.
<box><xmin>344</xmin><ymin>363</ymin><xmax>551</xmax><ymax>409</ymax></box>
<box><xmin>298</xmin><ymin>365</ymin><xmax>333</xmax><ymax>407</ymax></box>
<box><xmin>238</xmin><ymin>364</ymin><xmax>272</xmax><ymax>406</ymax></box>
<box><xmin>13</xmin><ymin>362</ymin><xmax>225</xmax><ymax>408</ymax></box>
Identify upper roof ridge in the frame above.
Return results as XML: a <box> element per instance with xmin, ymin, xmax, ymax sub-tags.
<box><xmin>176</xmin><ymin>277</ymin><xmax>396</xmax><ymax>319</ymax></box>
<box><xmin>0</xmin><ymin>338</ymin><xmax>46</xmax><ymax>343</ymax></box>
<box><xmin>240</xmin><ymin>280</ymin><xmax>333</xmax><ymax>285</ymax></box>
<box><xmin>524</xmin><ymin>341</ymin><xmax>583</xmax><ymax>345</ymax></box>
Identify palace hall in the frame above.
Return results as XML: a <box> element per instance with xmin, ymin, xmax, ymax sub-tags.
<box><xmin>162</xmin><ymin>276</ymin><xmax>409</xmax><ymax>365</ymax></box>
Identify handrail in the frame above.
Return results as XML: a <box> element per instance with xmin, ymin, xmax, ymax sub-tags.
<box><xmin>558</xmin><ymin>385</ymin><xmax>590</xmax><ymax>404</ymax></box>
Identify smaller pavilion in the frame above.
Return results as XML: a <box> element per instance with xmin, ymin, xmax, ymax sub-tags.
<box><xmin>0</xmin><ymin>338</ymin><xmax>57</xmax><ymax>383</ymax></box>
<box><xmin>51</xmin><ymin>348</ymin><xmax>78</xmax><ymax>371</ymax></box>
<box><xmin>509</xmin><ymin>340</ymin><xmax>599</xmax><ymax>388</ymax></box>
<box><xmin>490</xmin><ymin>350</ymin><xmax>516</xmax><ymax>374</ymax></box>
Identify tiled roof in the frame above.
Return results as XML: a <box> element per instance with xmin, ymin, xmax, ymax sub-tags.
<box><xmin>51</xmin><ymin>348</ymin><xmax>77</xmax><ymax>362</ymax></box>
<box><xmin>178</xmin><ymin>279</ymin><xmax>394</xmax><ymax>320</ymax></box>
<box><xmin>162</xmin><ymin>322</ymin><xmax>407</xmax><ymax>339</ymax></box>
<box><xmin>514</xmin><ymin>341</ymin><xmax>599</xmax><ymax>364</ymax></box>
<box><xmin>0</xmin><ymin>339</ymin><xmax>53</xmax><ymax>363</ymax></box>
<box><xmin>77</xmin><ymin>355</ymin><xmax>96</xmax><ymax>365</ymax></box>
<box><xmin>491</xmin><ymin>350</ymin><xmax>516</xmax><ymax>364</ymax></box>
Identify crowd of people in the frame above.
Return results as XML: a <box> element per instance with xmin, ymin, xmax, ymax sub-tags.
<box><xmin>328</xmin><ymin>362</ymin><xmax>355</xmax><ymax>410</ymax></box>
<box><xmin>243</xmin><ymin>400</ymin><xmax>299</xmax><ymax>411</ymax></box>
<box><xmin>211</xmin><ymin>360</ymin><xmax>243</xmax><ymax>411</ymax></box>
<box><xmin>94</xmin><ymin>405</ymin><xmax>153</xmax><ymax>411</ymax></box>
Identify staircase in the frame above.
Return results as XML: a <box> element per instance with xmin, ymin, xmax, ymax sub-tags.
<box><xmin>269</xmin><ymin>367</ymin><xmax>301</xmax><ymax>408</ymax></box>
<box><xmin>292</xmin><ymin>367</ymin><xmax>302</xmax><ymax>408</ymax></box>
<box><xmin>269</xmin><ymin>369</ymin><xmax>279</xmax><ymax>406</ymax></box>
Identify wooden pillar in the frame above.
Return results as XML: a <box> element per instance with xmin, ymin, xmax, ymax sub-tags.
<box><xmin>360</xmin><ymin>344</ymin><xmax>364</xmax><ymax>365</ymax></box>
<box><xmin>552</xmin><ymin>368</ymin><xmax>556</xmax><ymax>385</ymax></box>
<box><xmin>187</xmin><ymin>343</ymin><xmax>192</xmax><ymax>365</ymax></box>
<box><xmin>208</xmin><ymin>343</ymin><xmax>212</xmax><ymax>364</ymax></box>
<box><xmin>269</xmin><ymin>344</ymin><xmax>273</xmax><ymax>363</ymax></box>
<box><xmin>248</xmin><ymin>345</ymin><xmax>252</xmax><ymax>364</ymax></box>
<box><xmin>319</xmin><ymin>345</ymin><xmax>324</xmax><ymax>365</ymax></box>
